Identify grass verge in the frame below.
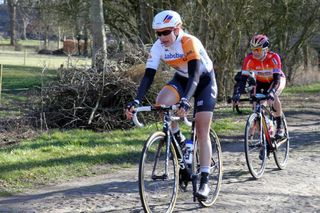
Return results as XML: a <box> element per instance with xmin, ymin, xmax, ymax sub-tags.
<box><xmin>0</xmin><ymin>128</ymin><xmax>148</xmax><ymax>195</ymax></box>
<box><xmin>0</xmin><ymin>110</ymin><xmax>243</xmax><ymax>195</ymax></box>
<box><xmin>1</xmin><ymin>64</ymin><xmax>57</xmax><ymax>89</ymax></box>
<box><xmin>284</xmin><ymin>83</ymin><xmax>320</xmax><ymax>94</ymax></box>
<box><xmin>0</xmin><ymin>65</ymin><xmax>57</xmax><ymax>119</ymax></box>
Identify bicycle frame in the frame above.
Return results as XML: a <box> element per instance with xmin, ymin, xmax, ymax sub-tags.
<box><xmin>255</xmin><ymin>102</ymin><xmax>274</xmax><ymax>151</ymax></box>
<box><xmin>163</xmin><ymin>110</ymin><xmax>184</xmax><ymax>179</ymax></box>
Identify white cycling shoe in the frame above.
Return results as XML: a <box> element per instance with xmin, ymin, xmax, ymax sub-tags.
<box><xmin>195</xmin><ymin>183</ymin><xmax>210</xmax><ymax>200</ymax></box>
<box><xmin>195</xmin><ymin>172</ymin><xmax>210</xmax><ymax>200</ymax></box>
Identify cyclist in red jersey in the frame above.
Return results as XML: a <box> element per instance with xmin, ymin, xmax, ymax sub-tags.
<box><xmin>233</xmin><ymin>34</ymin><xmax>286</xmax><ymax>139</ymax></box>
<box><xmin>126</xmin><ymin>10</ymin><xmax>218</xmax><ymax>200</ymax></box>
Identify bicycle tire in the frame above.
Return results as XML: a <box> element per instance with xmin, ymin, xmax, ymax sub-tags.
<box><xmin>244</xmin><ymin>113</ymin><xmax>267</xmax><ymax>179</ymax></box>
<box><xmin>139</xmin><ymin>131</ymin><xmax>179</xmax><ymax>213</ymax></box>
<box><xmin>194</xmin><ymin>130</ymin><xmax>223</xmax><ymax>207</ymax></box>
<box><xmin>273</xmin><ymin>113</ymin><xmax>290</xmax><ymax>169</ymax></box>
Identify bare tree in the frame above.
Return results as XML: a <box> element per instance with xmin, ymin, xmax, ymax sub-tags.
<box><xmin>17</xmin><ymin>0</ymin><xmax>36</xmax><ymax>40</ymax></box>
<box><xmin>90</xmin><ymin>0</ymin><xmax>107</xmax><ymax>71</ymax></box>
<box><xmin>138</xmin><ymin>0</ymin><xmax>153</xmax><ymax>44</ymax></box>
<box><xmin>7</xmin><ymin>0</ymin><xmax>17</xmax><ymax>46</ymax></box>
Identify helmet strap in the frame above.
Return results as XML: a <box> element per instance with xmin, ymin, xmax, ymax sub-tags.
<box><xmin>174</xmin><ymin>28</ymin><xmax>179</xmax><ymax>40</ymax></box>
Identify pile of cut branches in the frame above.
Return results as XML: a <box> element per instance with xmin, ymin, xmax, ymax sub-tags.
<box><xmin>36</xmin><ymin>54</ymin><xmax>172</xmax><ymax>131</ymax></box>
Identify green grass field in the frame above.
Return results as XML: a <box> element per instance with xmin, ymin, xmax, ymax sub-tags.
<box><xmin>1</xmin><ymin>65</ymin><xmax>57</xmax><ymax>89</ymax></box>
<box><xmin>0</xmin><ymin>51</ymin><xmax>91</xmax><ymax>69</ymax></box>
<box><xmin>0</xmin><ymin>39</ymin><xmax>91</xmax><ymax>69</ymax></box>
<box><xmin>0</xmin><ymin>39</ymin><xmax>48</xmax><ymax>46</ymax></box>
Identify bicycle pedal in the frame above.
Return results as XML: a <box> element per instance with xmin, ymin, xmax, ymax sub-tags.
<box><xmin>267</xmin><ymin>152</ymin><xmax>271</xmax><ymax>159</ymax></box>
<box><xmin>179</xmin><ymin>180</ymin><xmax>189</xmax><ymax>191</ymax></box>
<box><xmin>276</xmin><ymin>137</ymin><xmax>287</xmax><ymax>146</ymax></box>
<box><xmin>266</xmin><ymin>147</ymin><xmax>272</xmax><ymax>158</ymax></box>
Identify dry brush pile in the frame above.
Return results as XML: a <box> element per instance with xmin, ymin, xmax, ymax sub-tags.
<box><xmin>36</xmin><ymin>52</ymin><xmax>172</xmax><ymax>131</ymax></box>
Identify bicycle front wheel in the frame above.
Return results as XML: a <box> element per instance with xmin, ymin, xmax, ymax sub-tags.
<box><xmin>273</xmin><ymin>113</ymin><xmax>290</xmax><ymax>169</ymax></box>
<box><xmin>195</xmin><ymin>130</ymin><xmax>223</xmax><ymax>207</ymax></box>
<box><xmin>139</xmin><ymin>132</ymin><xmax>179</xmax><ymax>213</ymax></box>
<box><xmin>244</xmin><ymin>113</ymin><xmax>267</xmax><ymax>179</ymax></box>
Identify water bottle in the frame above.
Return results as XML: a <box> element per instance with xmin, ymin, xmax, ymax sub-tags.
<box><xmin>184</xmin><ymin>139</ymin><xmax>193</xmax><ymax>164</ymax></box>
<box><xmin>265</xmin><ymin>117</ymin><xmax>274</xmax><ymax>136</ymax></box>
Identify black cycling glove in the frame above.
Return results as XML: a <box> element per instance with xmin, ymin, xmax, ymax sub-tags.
<box><xmin>179</xmin><ymin>98</ymin><xmax>191</xmax><ymax>112</ymax></box>
<box><xmin>267</xmin><ymin>89</ymin><xmax>276</xmax><ymax>100</ymax></box>
<box><xmin>126</xmin><ymin>100</ymin><xmax>140</xmax><ymax>110</ymax></box>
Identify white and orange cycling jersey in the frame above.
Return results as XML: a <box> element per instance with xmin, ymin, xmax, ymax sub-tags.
<box><xmin>146</xmin><ymin>30</ymin><xmax>213</xmax><ymax>77</ymax></box>
<box><xmin>242</xmin><ymin>51</ymin><xmax>285</xmax><ymax>84</ymax></box>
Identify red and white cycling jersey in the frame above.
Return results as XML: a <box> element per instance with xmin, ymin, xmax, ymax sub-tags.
<box><xmin>146</xmin><ymin>31</ymin><xmax>213</xmax><ymax>77</ymax></box>
<box><xmin>242</xmin><ymin>51</ymin><xmax>285</xmax><ymax>83</ymax></box>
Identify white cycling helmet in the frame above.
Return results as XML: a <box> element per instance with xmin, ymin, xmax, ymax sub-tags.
<box><xmin>152</xmin><ymin>10</ymin><xmax>182</xmax><ymax>30</ymax></box>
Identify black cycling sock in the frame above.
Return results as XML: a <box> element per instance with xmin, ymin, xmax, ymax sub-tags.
<box><xmin>275</xmin><ymin>116</ymin><xmax>282</xmax><ymax>129</ymax></box>
<box><xmin>200</xmin><ymin>172</ymin><xmax>209</xmax><ymax>185</ymax></box>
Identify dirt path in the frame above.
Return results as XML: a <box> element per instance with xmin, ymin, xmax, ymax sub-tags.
<box><xmin>0</xmin><ymin>94</ymin><xmax>319</xmax><ymax>213</ymax></box>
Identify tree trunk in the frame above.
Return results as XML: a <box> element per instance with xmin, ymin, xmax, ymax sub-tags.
<box><xmin>90</xmin><ymin>0</ymin><xmax>107</xmax><ymax>71</ymax></box>
<box><xmin>198</xmin><ymin>0</ymin><xmax>209</xmax><ymax>46</ymax></box>
<box><xmin>7</xmin><ymin>0</ymin><xmax>17</xmax><ymax>46</ymax></box>
<box><xmin>138</xmin><ymin>0</ymin><xmax>153</xmax><ymax>44</ymax></box>
<box><xmin>43</xmin><ymin>25</ymin><xmax>49</xmax><ymax>49</ymax></box>
<box><xmin>21</xmin><ymin>18</ymin><xmax>28</xmax><ymax>40</ymax></box>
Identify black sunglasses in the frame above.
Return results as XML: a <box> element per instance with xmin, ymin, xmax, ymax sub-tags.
<box><xmin>156</xmin><ymin>29</ymin><xmax>173</xmax><ymax>37</ymax></box>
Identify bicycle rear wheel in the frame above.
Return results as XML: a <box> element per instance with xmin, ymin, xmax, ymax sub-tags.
<box><xmin>195</xmin><ymin>130</ymin><xmax>223</xmax><ymax>207</ymax></box>
<box><xmin>273</xmin><ymin>113</ymin><xmax>290</xmax><ymax>169</ymax></box>
<box><xmin>139</xmin><ymin>132</ymin><xmax>179</xmax><ymax>213</ymax></box>
<box><xmin>244</xmin><ymin>113</ymin><xmax>267</xmax><ymax>179</ymax></box>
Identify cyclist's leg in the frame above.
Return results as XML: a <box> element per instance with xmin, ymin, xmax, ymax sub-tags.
<box><xmin>156</xmin><ymin>75</ymin><xmax>187</xmax><ymax>144</ymax></box>
<box><xmin>195</xmin><ymin>111</ymin><xmax>213</xmax><ymax>198</ymax></box>
<box><xmin>273</xmin><ymin>77</ymin><xmax>286</xmax><ymax>138</ymax></box>
<box><xmin>193</xmin><ymin>72</ymin><xmax>217</xmax><ymax>199</ymax></box>
<box><xmin>156</xmin><ymin>84</ymin><xmax>180</xmax><ymax>106</ymax></box>
<box><xmin>273</xmin><ymin>77</ymin><xmax>286</xmax><ymax>117</ymax></box>
<box><xmin>195</xmin><ymin>113</ymin><xmax>213</xmax><ymax>167</ymax></box>
<box><xmin>156</xmin><ymin>85</ymin><xmax>180</xmax><ymax>135</ymax></box>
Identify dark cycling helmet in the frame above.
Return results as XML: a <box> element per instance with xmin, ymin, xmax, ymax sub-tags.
<box><xmin>250</xmin><ymin>34</ymin><xmax>269</xmax><ymax>49</ymax></box>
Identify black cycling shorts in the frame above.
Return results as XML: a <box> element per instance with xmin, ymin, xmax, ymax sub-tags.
<box><xmin>166</xmin><ymin>72</ymin><xmax>217</xmax><ymax>112</ymax></box>
<box><xmin>256</xmin><ymin>81</ymin><xmax>272</xmax><ymax>94</ymax></box>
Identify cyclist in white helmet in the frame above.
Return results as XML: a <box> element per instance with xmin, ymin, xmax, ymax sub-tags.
<box><xmin>126</xmin><ymin>10</ymin><xmax>218</xmax><ymax>200</ymax></box>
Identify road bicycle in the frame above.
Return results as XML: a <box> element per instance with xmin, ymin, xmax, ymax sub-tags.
<box><xmin>243</xmin><ymin>93</ymin><xmax>289</xmax><ymax>179</ymax></box>
<box><xmin>132</xmin><ymin>104</ymin><xmax>222</xmax><ymax>213</ymax></box>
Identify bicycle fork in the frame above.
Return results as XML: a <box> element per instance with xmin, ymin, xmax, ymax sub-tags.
<box><xmin>150</xmin><ymin>114</ymin><xmax>173</xmax><ymax>180</ymax></box>
<box><xmin>152</xmin><ymin>112</ymin><xmax>183</xmax><ymax>180</ymax></box>
<box><xmin>151</xmin><ymin>139</ymin><xmax>168</xmax><ymax>180</ymax></box>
